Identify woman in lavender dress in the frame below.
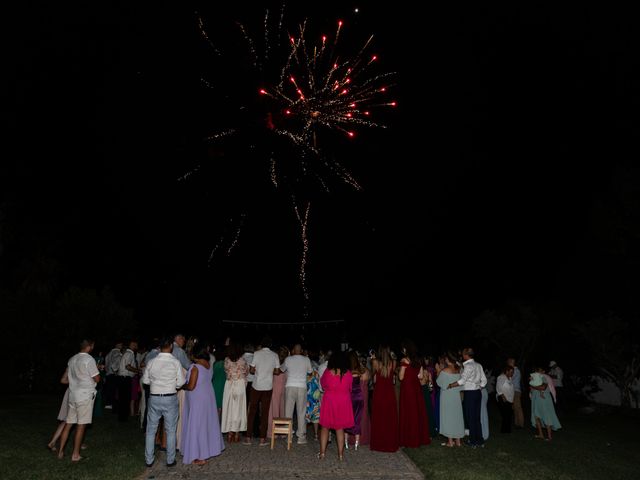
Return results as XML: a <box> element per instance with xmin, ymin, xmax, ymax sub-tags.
<box><xmin>181</xmin><ymin>347</ymin><xmax>225</xmax><ymax>465</ymax></box>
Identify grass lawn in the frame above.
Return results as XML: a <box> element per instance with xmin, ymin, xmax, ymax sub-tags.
<box><xmin>1</xmin><ymin>394</ymin><xmax>639</xmax><ymax>480</ymax></box>
<box><xmin>404</xmin><ymin>402</ymin><xmax>640</xmax><ymax>480</ymax></box>
<box><xmin>0</xmin><ymin>394</ymin><xmax>145</xmax><ymax>480</ymax></box>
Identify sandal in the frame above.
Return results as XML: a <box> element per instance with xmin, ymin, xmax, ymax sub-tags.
<box><xmin>316</xmin><ymin>452</ymin><xmax>325</xmax><ymax>459</ymax></box>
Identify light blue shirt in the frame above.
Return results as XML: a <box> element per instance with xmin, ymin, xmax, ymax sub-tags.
<box><xmin>172</xmin><ymin>343</ymin><xmax>191</xmax><ymax>370</ymax></box>
<box><xmin>145</xmin><ymin>348</ymin><xmax>160</xmax><ymax>364</ymax></box>
<box><xmin>512</xmin><ymin>366</ymin><xmax>522</xmax><ymax>392</ymax></box>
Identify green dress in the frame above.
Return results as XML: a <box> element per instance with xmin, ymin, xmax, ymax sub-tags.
<box><xmin>212</xmin><ymin>360</ymin><xmax>226</xmax><ymax>409</ymax></box>
<box><xmin>435</xmin><ymin>371</ymin><xmax>464</xmax><ymax>439</ymax></box>
<box><xmin>530</xmin><ymin>387</ymin><xmax>562</xmax><ymax>430</ymax></box>
<box><xmin>422</xmin><ymin>384</ymin><xmax>437</xmax><ymax>437</ymax></box>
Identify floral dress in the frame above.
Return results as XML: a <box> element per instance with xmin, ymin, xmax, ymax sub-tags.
<box><xmin>306</xmin><ymin>367</ymin><xmax>321</xmax><ymax>424</ymax></box>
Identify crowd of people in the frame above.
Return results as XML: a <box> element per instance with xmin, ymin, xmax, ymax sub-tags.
<box><xmin>49</xmin><ymin>334</ymin><xmax>564</xmax><ymax>466</ymax></box>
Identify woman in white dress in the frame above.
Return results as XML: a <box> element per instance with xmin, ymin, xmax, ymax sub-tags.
<box><xmin>220</xmin><ymin>342</ymin><xmax>248</xmax><ymax>442</ymax></box>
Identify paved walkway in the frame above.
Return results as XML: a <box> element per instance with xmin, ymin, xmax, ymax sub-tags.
<box><xmin>141</xmin><ymin>437</ymin><xmax>424</xmax><ymax>480</ymax></box>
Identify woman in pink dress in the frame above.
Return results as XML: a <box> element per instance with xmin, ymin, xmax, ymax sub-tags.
<box><xmin>318</xmin><ymin>351</ymin><xmax>353</xmax><ymax>461</ymax></box>
<box><xmin>266</xmin><ymin>346</ymin><xmax>289</xmax><ymax>438</ymax></box>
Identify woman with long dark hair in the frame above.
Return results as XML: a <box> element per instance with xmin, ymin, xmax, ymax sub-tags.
<box><xmin>370</xmin><ymin>345</ymin><xmax>399</xmax><ymax>452</ymax></box>
<box><xmin>398</xmin><ymin>340</ymin><xmax>430</xmax><ymax>447</ymax></box>
<box><xmin>345</xmin><ymin>351</ymin><xmax>370</xmax><ymax>450</ymax></box>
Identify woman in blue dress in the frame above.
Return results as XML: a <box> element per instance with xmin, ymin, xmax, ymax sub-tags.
<box><xmin>529</xmin><ymin>370</ymin><xmax>561</xmax><ymax>441</ymax></box>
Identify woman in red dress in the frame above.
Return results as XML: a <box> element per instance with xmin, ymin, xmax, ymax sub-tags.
<box><xmin>398</xmin><ymin>340</ymin><xmax>430</xmax><ymax>447</ymax></box>
<box><xmin>318</xmin><ymin>351</ymin><xmax>354</xmax><ymax>460</ymax></box>
<box><xmin>370</xmin><ymin>345</ymin><xmax>399</xmax><ymax>452</ymax></box>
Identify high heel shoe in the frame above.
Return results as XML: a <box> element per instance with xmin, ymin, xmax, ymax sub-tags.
<box><xmin>344</xmin><ymin>434</ymin><xmax>349</xmax><ymax>449</ymax></box>
<box><xmin>316</xmin><ymin>452</ymin><xmax>325</xmax><ymax>460</ymax></box>
<box><xmin>354</xmin><ymin>440</ymin><xmax>359</xmax><ymax>451</ymax></box>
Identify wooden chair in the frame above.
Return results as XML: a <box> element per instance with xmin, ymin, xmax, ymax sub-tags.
<box><xmin>270</xmin><ymin>417</ymin><xmax>293</xmax><ymax>450</ymax></box>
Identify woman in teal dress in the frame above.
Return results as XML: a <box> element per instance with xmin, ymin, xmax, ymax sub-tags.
<box><xmin>530</xmin><ymin>371</ymin><xmax>561</xmax><ymax>441</ymax></box>
<box><xmin>435</xmin><ymin>353</ymin><xmax>464</xmax><ymax>447</ymax></box>
<box><xmin>212</xmin><ymin>359</ymin><xmax>226</xmax><ymax>420</ymax></box>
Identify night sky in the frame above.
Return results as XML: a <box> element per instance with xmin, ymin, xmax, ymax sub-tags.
<box><xmin>5</xmin><ymin>2</ymin><xmax>640</xmax><ymax>337</ymax></box>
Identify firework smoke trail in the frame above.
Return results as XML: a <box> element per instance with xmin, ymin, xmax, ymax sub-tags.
<box><xmin>207</xmin><ymin>214</ymin><xmax>247</xmax><ymax>265</ymax></box>
<box><xmin>206</xmin><ymin>129</ymin><xmax>236</xmax><ymax>141</ymax></box>
<box><xmin>293</xmin><ymin>199</ymin><xmax>311</xmax><ymax>315</ymax></box>
<box><xmin>270</xmin><ymin>156</ymin><xmax>278</xmax><ymax>188</ymax></box>
<box><xmin>178</xmin><ymin>165</ymin><xmax>200</xmax><ymax>182</ymax></box>
<box><xmin>226</xmin><ymin>213</ymin><xmax>246</xmax><ymax>255</ymax></box>
<box><xmin>237</xmin><ymin>22</ymin><xmax>259</xmax><ymax>68</ymax></box>
<box><xmin>264</xmin><ymin>9</ymin><xmax>270</xmax><ymax>62</ymax></box>
<box><xmin>196</xmin><ymin>13</ymin><xmax>221</xmax><ymax>56</ymax></box>
<box><xmin>208</xmin><ymin>236</ymin><xmax>224</xmax><ymax>264</ymax></box>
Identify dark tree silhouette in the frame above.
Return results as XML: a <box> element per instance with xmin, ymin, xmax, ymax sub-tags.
<box><xmin>576</xmin><ymin>313</ymin><xmax>640</xmax><ymax>408</ymax></box>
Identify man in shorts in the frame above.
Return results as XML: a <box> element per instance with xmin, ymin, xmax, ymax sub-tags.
<box><xmin>58</xmin><ymin>339</ymin><xmax>100</xmax><ymax>462</ymax></box>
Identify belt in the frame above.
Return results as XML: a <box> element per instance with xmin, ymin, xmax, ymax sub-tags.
<box><xmin>150</xmin><ymin>393</ymin><xmax>177</xmax><ymax>397</ymax></box>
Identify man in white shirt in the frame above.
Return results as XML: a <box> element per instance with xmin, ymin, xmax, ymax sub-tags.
<box><xmin>57</xmin><ymin>339</ymin><xmax>100</xmax><ymax>462</ymax></box>
<box><xmin>245</xmin><ymin>336</ymin><xmax>281</xmax><ymax>446</ymax></box>
<box><xmin>496</xmin><ymin>365</ymin><xmax>515</xmax><ymax>433</ymax></box>
<box><xmin>448</xmin><ymin>347</ymin><xmax>486</xmax><ymax>447</ymax></box>
<box><xmin>141</xmin><ymin>339</ymin><xmax>161</xmax><ymax>430</ymax></box>
<box><xmin>117</xmin><ymin>341</ymin><xmax>140</xmax><ymax>422</ymax></box>
<box><xmin>281</xmin><ymin>344</ymin><xmax>312</xmax><ymax>444</ymax></box>
<box><xmin>104</xmin><ymin>342</ymin><xmax>123</xmax><ymax>410</ymax></box>
<box><xmin>142</xmin><ymin>337</ymin><xmax>186</xmax><ymax>468</ymax></box>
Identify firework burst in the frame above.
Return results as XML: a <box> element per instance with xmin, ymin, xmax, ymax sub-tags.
<box><xmin>257</xmin><ymin>21</ymin><xmax>395</xmax><ymax>147</ymax></box>
<box><xmin>191</xmin><ymin>7</ymin><xmax>396</xmax><ymax>315</ymax></box>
